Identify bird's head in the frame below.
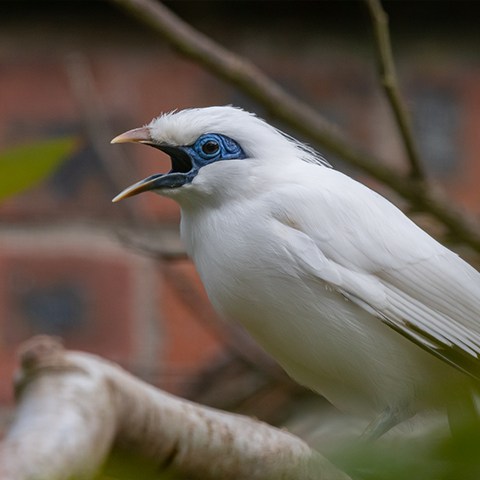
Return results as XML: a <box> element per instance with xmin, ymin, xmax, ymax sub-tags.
<box><xmin>111</xmin><ymin>106</ymin><xmax>328</xmax><ymax>203</ymax></box>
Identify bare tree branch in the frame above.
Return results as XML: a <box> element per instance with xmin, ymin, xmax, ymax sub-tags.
<box><xmin>110</xmin><ymin>0</ymin><xmax>403</xmax><ymax>185</ymax></box>
<box><xmin>66</xmin><ymin>52</ymin><xmax>140</xmax><ymax>223</ymax></box>
<box><xmin>115</xmin><ymin>227</ymin><xmax>188</xmax><ymax>260</ymax></box>
<box><xmin>110</xmin><ymin>0</ymin><xmax>480</xmax><ymax>254</ymax></box>
<box><xmin>0</xmin><ymin>336</ymin><xmax>351</xmax><ymax>480</ymax></box>
<box><xmin>364</xmin><ymin>0</ymin><xmax>425</xmax><ymax>180</ymax></box>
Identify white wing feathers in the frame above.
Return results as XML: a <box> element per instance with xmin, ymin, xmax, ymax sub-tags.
<box><xmin>269</xmin><ymin>179</ymin><xmax>480</xmax><ymax>379</ymax></box>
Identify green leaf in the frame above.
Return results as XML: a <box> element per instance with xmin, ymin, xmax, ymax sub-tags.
<box><xmin>0</xmin><ymin>136</ymin><xmax>80</xmax><ymax>202</ymax></box>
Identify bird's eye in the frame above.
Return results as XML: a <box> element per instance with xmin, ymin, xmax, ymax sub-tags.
<box><xmin>201</xmin><ymin>140</ymin><xmax>220</xmax><ymax>156</ymax></box>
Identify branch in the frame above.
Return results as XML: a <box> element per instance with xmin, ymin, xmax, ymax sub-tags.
<box><xmin>65</xmin><ymin>52</ymin><xmax>140</xmax><ymax>223</ymax></box>
<box><xmin>110</xmin><ymin>0</ymin><xmax>480</xmax><ymax>254</ymax></box>
<box><xmin>0</xmin><ymin>336</ymin><xmax>350</xmax><ymax>480</ymax></box>
<box><xmin>115</xmin><ymin>227</ymin><xmax>188</xmax><ymax>260</ymax></box>
<box><xmin>110</xmin><ymin>0</ymin><xmax>401</xmax><ymax>185</ymax></box>
<box><xmin>364</xmin><ymin>0</ymin><xmax>425</xmax><ymax>180</ymax></box>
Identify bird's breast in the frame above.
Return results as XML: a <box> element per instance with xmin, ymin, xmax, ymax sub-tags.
<box><xmin>180</xmin><ymin>206</ymin><xmax>459</xmax><ymax>418</ymax></box>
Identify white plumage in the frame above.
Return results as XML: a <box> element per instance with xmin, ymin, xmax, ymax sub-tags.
<box><xmin>112</xmin><ymin>106</ymin><xmax>480</xmax><ymax>438</ymax></box>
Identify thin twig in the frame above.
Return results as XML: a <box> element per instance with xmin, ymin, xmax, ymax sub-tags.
<box><xmin>364</xmin><ymin>0</ymin><xmax>425</xmax><ymax>181</ymax></box>
<box><xmin>116</xmin><ymin>228</ymin><xmax>188</xmax><ymax>260</ymax></box>
<box><xmin>110</xmin><ymin>0</ymin><xmax>480</xmax><ymax>254</ymax></box>
<box><xmin>110</xmin><ymin>0</ymin><xmax>398</xmax><ymax>184</ymax></box>
<box><xmin>65</xmin><ymin>52</ymin><xmax>140</xmax><ymax>222</ymax></box>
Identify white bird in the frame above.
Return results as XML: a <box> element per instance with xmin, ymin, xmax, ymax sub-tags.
<box><xmin>112</xmin><ymin>106</ymin><xmax>480</xmax><ymax>439</ymax></box>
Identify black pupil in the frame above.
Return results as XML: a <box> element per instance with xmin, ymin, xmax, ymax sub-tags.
<box><xmin>202</xmin><ymin>140</ymin><xmax>219</xmax><ymax>155</ymax></box>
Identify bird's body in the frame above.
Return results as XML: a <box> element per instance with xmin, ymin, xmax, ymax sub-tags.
<box><xmin>112</xmin><ymin>106</ymin><xmax>480</xmax><ymax>436</ymax></box>
<box><xmin>179</xmin><ymin>156</ymin><xmax>465</xmax><ymax>420</ymax></box>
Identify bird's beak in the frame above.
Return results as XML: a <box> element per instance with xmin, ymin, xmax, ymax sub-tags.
<box><xmin>111</xmin><ymin>127</ymin><xmax>195</xmax><ymax>202</ymax></box>
<box><xmin>112</xmin><ymin>171</ymin><xmax>191</xmax><ymax>202</ymax></box>
<box><xmin>111</xmin><ymin>127</ymin><xmax>153</xmax><ymax>145</ymax></box>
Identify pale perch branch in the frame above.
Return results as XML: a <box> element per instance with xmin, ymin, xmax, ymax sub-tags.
<box><xmin>0</xmin><ymin>336</ymin><xmax>350</xmax><ymax>480</ymax></box>
<box><xmin>364</xmin><ymin>0</ymin><xmax>425</xmax><ymax>180</ymax></box>
<box><xmin>110</xmin><ymin>0</ymin><xmax>480</xmax><ymax>254</ymax></box>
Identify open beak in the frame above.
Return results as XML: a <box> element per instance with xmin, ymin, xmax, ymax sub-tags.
<box><xmin>111</xmin><ymin>127</ymin><xmax>195</xmax><ymax>202</ymax></box>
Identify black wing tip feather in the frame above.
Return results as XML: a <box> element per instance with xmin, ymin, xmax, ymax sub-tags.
<box><xmin>384</xmin><ymin>318</ymin><xmax>480</xmax><ymax>382</ymax></box>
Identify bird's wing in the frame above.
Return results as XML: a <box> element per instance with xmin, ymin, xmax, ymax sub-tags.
<box><xmin>268</xmin><ymin>176</ymin><xmax>480</xmax><ymax>379</ymax></box>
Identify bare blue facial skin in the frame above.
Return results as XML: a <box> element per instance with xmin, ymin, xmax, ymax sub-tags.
<box><xmin>142</xmin><ymin>133</ymin><xmax>247</xmax><ymax>189</ymax></box>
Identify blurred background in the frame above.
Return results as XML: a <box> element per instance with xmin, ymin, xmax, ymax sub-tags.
<box><xmin>1</xmin><ymin>0</ymin><xmax>480</xmax><ymax>450</ymax></box>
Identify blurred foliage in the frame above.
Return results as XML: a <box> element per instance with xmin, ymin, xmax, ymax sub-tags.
<box><xmin>332</xmin><ymin>423</ymin><xmax>480</xmax><ymax>480</ymax></box>
<box><xmin>0</xmin><ymin>137</ymin><xmax>80</xmax><ymax>202</ymax></box>
<box><xmin>99</xmin><ymin>448</ymin><xmax>179</xmax><ymax>480</ymax></box>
